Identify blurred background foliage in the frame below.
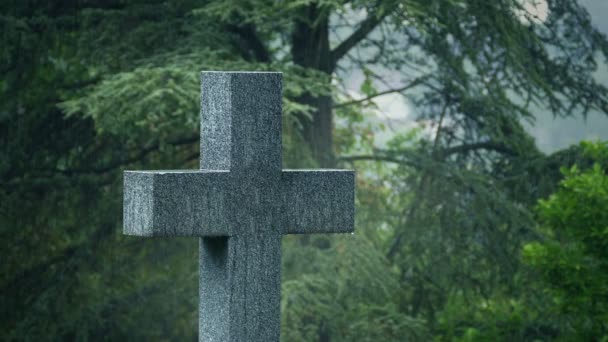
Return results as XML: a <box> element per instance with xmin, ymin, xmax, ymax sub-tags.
<box><xmin>1</xmin><ymin>0</ymin><xmax>608</xmax><ymax>340</ymax></box>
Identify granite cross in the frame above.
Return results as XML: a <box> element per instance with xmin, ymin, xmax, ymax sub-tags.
<box><xmin>123</xmin><ymin>72</ymin><xmax>354</xmax><ymax>341</ymax></box>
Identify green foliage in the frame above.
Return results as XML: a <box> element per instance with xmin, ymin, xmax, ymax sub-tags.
<box><xmin>2</xmin><ymin>0</ymin><xmax>608</xmax><ymax>341</ymax></box>
<box><xmin>522</xmin><ymin>142</ymin><xmax>608</xmax><ymax>340</ymax></box>
<box><xmin>359</xmin><ymin>68</ymin><xmax>377</xmax><ymax>97</ymax></box>
<box><xmin>60</xmin><ymin>58</ymin><xmax>330</xmax><ymax>146</ymax></box>
<box><xmin>437</xmin><ymin>295</ymin><xmax>543</xmax><ymax>341</ymax></box>
<box><xmin>281</xmin><ymin>235</ymin><xmax>429</xmax><ymax>341</ymax></box>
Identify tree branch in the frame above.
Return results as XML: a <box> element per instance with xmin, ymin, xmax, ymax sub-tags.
<box><xmin>334</xmin><ymin>76</ymin><xmax>429</xmax><ymax>108</ymax></box>
<box><xmin>330</xmin><ymin>8</ymin><xmax>388</xmax><ymax>68</ymax></box>
<box><xmin>441</xmin><ymin>142</ymin><xmax>516</xmax><ymax>158</ymax></box>
<box><xmin>339</xmin><ymin>141</ymin><xmax>516</xmax><ymax>168</ymax></box>
<box><xmin>339</xmin><ymin>154</ymin><xmax>412</xmax><ymax>166</ymax></box>
<box><xmin>34</xmin><ymin>134</ymin><xmax>199</xmax><ymax>176</ymax></box>
<box><xmin>227</xmin><ymin>23</ymin><xmax>271</xmax><ymax>63</ymax></box>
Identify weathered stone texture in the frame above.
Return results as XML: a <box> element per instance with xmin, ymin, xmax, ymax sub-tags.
<box><xmin>200</xmin><ymin>72</ymin><xmax>282</xmax><ymax>172</ymax></box>
<box><xmin>281</xmin><ymin>170</ymin><xmax>355</xmax><ymax>234</ymax></box>
<box><xmin>123</xmin><ymin>71</ymin><xmax>354</xmax><ymax>342</ymax></box>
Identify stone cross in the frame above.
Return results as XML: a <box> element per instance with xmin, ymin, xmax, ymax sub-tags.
<box><xmin>123</xmin><ymin>71</ymin><xmax>354</xmax><ymax>341</ymax></box>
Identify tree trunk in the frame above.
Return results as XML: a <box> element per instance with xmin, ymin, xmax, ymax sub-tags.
<box><xmin>291</xmin><ymin>4</ymin><xmax>335</xmax><ymax>167</ymax></box>
<box><xmin>318</xmin><ymin>320</ymin><xmax>331</xmax><ymax>342</ymax></box>
<box><xmin>291</xmin><ymin>9</ymin><xmax>335</xmax><ymax>342</ymax></box>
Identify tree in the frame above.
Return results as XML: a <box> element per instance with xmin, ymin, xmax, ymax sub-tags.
<box><xmin>522</xmin><ymin>141</ymin><xmax>608</xmax><ymax>340</ymax></box>
<box><xmin>2</xmin><ymin>0</ymin><xmax>608</xmax><ymax>340</ymax></box>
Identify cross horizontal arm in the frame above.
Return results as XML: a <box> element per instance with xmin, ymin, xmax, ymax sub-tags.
<box><xmin>123</xmin><ymin>170</ymin><xmax>231</xmax><ymax>237</ymax></box>
<box><xmin>280</xmin><ymin>170</ymin><xmax>355</xmax><ymax>235</ymax></box>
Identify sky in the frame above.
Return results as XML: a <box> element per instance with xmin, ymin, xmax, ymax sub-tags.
<box><xmin>526</xmin><ymin>0</ymin><xmax>608</xmax><ymax>152</ymax></box>
<box><xmin>342</xmin><ymin>0</ymin><xmax>608</xmax><ymax>153</ymax></box>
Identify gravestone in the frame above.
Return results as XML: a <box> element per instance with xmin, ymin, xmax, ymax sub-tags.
<box><xmin>123</xmin><ymin>71</ymin><xmax>355</xmax><ymax>341</ymax></box>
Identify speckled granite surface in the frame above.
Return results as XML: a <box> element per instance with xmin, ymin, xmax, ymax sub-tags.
<box><xmin>123</xmin><ymin>72</ymin><xmax>354</xmax><ymax>342</ymax></box>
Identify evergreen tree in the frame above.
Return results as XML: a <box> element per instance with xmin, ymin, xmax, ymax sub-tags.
<box><xmin>2</xmin><ymin>0</ymin><xmax>607</xmax><ymax>340</ymax></box>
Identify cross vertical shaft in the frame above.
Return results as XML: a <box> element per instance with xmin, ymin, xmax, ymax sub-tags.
<box><xmin>199</xmin><ymin>72</ymin><xmax>283</xmax><ymax>341</ymax></box>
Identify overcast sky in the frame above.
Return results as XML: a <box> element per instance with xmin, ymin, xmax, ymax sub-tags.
<box><xmin>343</xmin><ymin>0</ymin><xmax>608</xmax><ymax>153</ymax></box>
<box><xmin>526</xmin><ymin>0</ymin><xmax>608</xmax><ymax>152</ymax></box>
